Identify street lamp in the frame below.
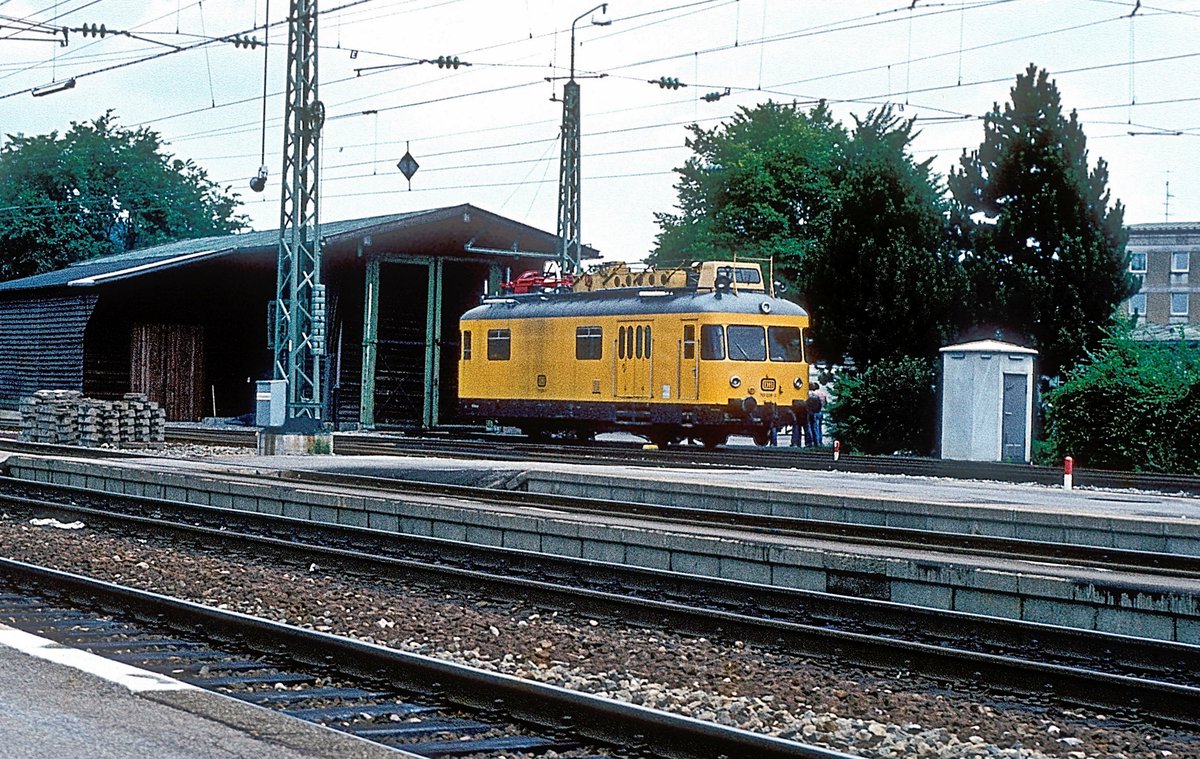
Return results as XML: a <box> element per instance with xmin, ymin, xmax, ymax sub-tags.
<box><xmin>569</xmin><ymin>4</ymin><xmax>610</xmax><ymax>82</ymax></box>
<box><xmin>31</xmin><ymin>78</ymin><xmax>76</xmax><ymax>97</ymax></box>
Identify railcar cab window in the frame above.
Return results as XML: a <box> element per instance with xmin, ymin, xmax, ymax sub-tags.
<box><xmin>462</xmin><ymin>330</ymin><xmax>472</xmax><ymax>360</ymax></box>
<box><xmin>727</xmin><ymin>325</ymin><xmax>767</xmax><ymax>361</ymax></box>
<box><xmin>716</xmin><ymin>266</ymin><xmax>762</xmax><ymax>286</ymax></box>
<box><xmin>700</xmin><ymin>325</ymin><xmax>725</xmax><ymax>360</ymax></box>
<box><xmin>768</xmin><ymin>326</ymin><xmax>803</xmax><ymax>362</ymax></box>
<box><xmin>487</xmin><ymin>328</ymin><xmax>511</xmax><ymax>360</ymax></box>
<box><xmin>576</xmin><ymin>326</ymin><xmax>603</xmax><ymax>360</ymax></box>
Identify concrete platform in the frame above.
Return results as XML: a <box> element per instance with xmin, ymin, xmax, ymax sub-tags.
<box><xmin>5</xmin><ymin>451</ymin><xmax>1200</xmax><ymax>644</ymax></box>
<box><xmin>0</xmin><ymin>624</ymin><xmax>406</xmax><ymax>759</ymax></box>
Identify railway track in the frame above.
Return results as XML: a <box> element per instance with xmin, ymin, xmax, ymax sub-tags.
<box><xmin>5</xmin><ymin>421</ymin><xmax>1200</xmax><ymax>494</ymax></box>
<box><xmin>162</xmin><ymin>425</ymin><xmax>1200</xmax><ymax>495</ymax></box>
<box><xmin>5</xmin><ymin>478</ymin><xmax>1200</xmax><ymax>730</ymax></box>
<box><xmin>0</xmin><ymin>557</ymin><xmax>840</xmax><ymax>759</ymax></box>
<box><xmin>2</xmin><ymin>441</ymin><xmax>1195</xmax><ymax>580</ymax></box>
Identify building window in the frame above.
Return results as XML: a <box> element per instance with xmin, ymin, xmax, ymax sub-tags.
<box><xmin>700</xmin><ymin>325</ymin><xmax>725</xmax><ymax>360</ymax></box>
<box><xmin>1129</xmin><ymin>252</ymin><xmax>1147</xmax><ymax>273</ymax></box>
<box><xmin>575</xmin><ymin>326</ymin><xmax>602</xmax><ymax>360</ymax></box>
<box><xmin>486</xmin><ymin>328</ymin><xmax>510</xmax><ymax>360</ymax></box>
<box><xmin>1173</xmin><ymin>252</ymin><xmax>1190</xmax><ymax>273</ymax></box>
<box><xmin>1171</xmin><ymin>293</ymin><xmax>1189</xmax><ymax>317</ymax></box>
<box><xmin>1129</xmin><ymin>293</ymin><xmax>1146</xmax><ymax>317</ymax></box>
<box><xmin>462</xmin><ymin>330</ymin><xmax>472</xmax><ymax>360</ymax></box>
<box><xmin>727</xmin><ymin>325</ymin><xmax>767</xmax><ymax>362</ymax></box>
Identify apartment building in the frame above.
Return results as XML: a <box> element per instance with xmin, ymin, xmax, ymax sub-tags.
<box><xmin>1125</xmin><ymin>222</ymin><xmax>1200</xmax><ymax>326</ymax></box>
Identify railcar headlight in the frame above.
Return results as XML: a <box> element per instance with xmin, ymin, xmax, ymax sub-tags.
<box><xmin>730</xmin><ymin>376</ymin><xmax>742</xmax><ymax>389</ymax></box>
<box><xmin>794</xmin><ymin>377</ymin><xmax>804</xmax><ymax>389</ymax></box>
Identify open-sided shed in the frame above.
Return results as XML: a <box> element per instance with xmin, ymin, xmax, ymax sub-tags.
<box><xmin>0</xmin><ymin>204</ymin><xmax>577</xmax><ymax>427</ymax></box>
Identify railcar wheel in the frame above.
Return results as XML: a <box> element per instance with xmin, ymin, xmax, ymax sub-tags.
<box><xmin>647</xmin><ymin>431</ymin><xmax>677</xmax><ymax>449</ymax></box>
<box><xmin>752</xmin><ymin>429</ymin><xmax>772</xmax><ymax>446</ymax></box>
<box><xmin>700</xmin><ymin>432</ymin><xmax>728</xmax><ymax>449</ymax></box>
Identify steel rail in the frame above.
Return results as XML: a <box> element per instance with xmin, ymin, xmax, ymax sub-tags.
<box><xmin>0</xmin><ymin>556</ymin><xmax>849</xmax><ymax>759</ymax></box>
<box><xmin>5</xmin><ymin>482</ymin><xmax>1200</xmax><ymax>730</ymax></box>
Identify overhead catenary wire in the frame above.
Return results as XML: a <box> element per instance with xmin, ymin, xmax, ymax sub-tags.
<box><xmin>4</xmin><ymin>0</ymin><xmax>1198</xmax><ymax>233</ymax></box>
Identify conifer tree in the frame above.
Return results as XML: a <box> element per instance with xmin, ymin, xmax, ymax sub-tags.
<box><xmin>949</xmin><ymin>64</ymin><xmax>1134</xmax><ymax>377</ymax></box>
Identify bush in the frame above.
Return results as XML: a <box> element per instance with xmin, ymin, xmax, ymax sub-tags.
<box><xmin>829</xmin><ymin>356</ymin><xmax>936</xmax><ymax>455</ymax></box>
<box><xmin>1045</xmin><ymin>326</ymin><xmax>1200</xmax><ymax>473</ymax></box>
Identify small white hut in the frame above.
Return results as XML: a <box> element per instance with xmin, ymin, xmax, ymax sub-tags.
<box><xmin>939</xmin><ymin>340</ymin><xmax>1037</xmax><ymax>463</ymax></box>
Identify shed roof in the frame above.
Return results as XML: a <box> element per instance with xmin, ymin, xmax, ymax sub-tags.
<box><xmin>0</xmin><ymin>204</ymin><xmax>583</xmax><ymax>294</ymax></box>
<box><xmin>940</xmin><ymin>339</ymin><xmax>1038</xmax><ymax>355</ymax></box>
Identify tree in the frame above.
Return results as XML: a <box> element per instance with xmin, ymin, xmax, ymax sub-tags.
<box><xmin>650</xmin><ymin>101</ymin><xmax>844</xmax><ymax>270</ymax></box>
<box><xmin>652</xmin><ymin>103</ymin><xmax>964</xmax><ymax>367</ymax></box>
<box><xmin>0</xmin><ymin>112</ymin><xmax>246</xmax><ymax>282</ymax></box>
<box><xmin>827</xmin><ymin>355</ymin><xmax>938</xmax><ymax>455</ymax></box>
<box><xmin>798</xmin><ymin>108</ymin><xmax>966</xmax><ymax>365</ymax></box>
<box><xmin>1045</xmin><ymin>323</ymin><xmax>1200</xmax><ymax>473</ymax></box>
<box><xmin>949</xmin><ymin>64</ymin><xmax>1135</xmax><ymax>378</ymax></box>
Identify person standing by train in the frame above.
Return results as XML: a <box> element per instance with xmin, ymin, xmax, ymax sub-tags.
<box><xmin>805</xmin><ymin>382</ymin><xmax>826</xmax><ymax>447</ymax></box>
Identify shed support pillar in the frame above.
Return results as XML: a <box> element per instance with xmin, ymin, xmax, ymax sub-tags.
<box><xmin>422</xmin><ymin>257</ymin><xmax>443</xmax><ymax>428</ymax></box>
<box><xmin>359</xmin><ymin>256</ymin><xmax>380</xmax><ymax>429</ymax></box>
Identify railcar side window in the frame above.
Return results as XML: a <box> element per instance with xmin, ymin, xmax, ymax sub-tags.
<box><xmin>625</xmin><ymin>326</ymin><xmax>634</xmax><ymax>358</ymax></box>
<box><xmin>462</xmin><ymin>330</ymin><xmax>472</xmax><ymax>360</ymax></box>
<box><xmin>727</xmin><ymin>325</ymin><xmax>767</xmax><ymax>361</ymax></box>
<box><xmin>700</xmin><ymin>325</ymin><xmax>725</xmax><ymax>360</ymax></box>
<box><xmin>767</xmin><ymin>326</ymin><xmax>803</xmax><ymax>362</ymax></box>
<box><xmin>618</xmin><ymin>327</ymin><xmax>626</xmax><ymax>359</ymax></box>
<box><xmin>486</xmin><ymin>328</ymin><xmax>511</xmax><ymax>360</ymax></box>
<box><xmin>646</xmin><ymin>326</ymin><xmax>652</xmax><ymax>358</ymax></box>
<box><xmin>683</xmin><ymin>325</ymin><xmax>695</xmax><ymax>359</ymax></box>
<box><xmin>635</xmin><ymin>326</ymin><xmax>643</xmax><ymax>359</ymax></box>
<box><xmin>576</xmin><ymin>326</ymin><xmax>603</xmax><ymax>360</ymax></box>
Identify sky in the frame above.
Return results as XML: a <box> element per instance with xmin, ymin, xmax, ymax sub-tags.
<box><xmin>1</xmin><ymin>0</ymin><xmax>1199</xmax><ymax>264</ymax></box>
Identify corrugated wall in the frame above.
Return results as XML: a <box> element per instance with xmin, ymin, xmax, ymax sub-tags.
<box><xmin>0</xmin><ymin>292</ymin><xmax>99</xmax><ymax>409</ymax></box>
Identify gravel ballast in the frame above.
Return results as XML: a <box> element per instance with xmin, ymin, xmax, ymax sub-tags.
<box><xmin>1</xmin><ymin>512</ymin><xmax>1197</xmax><ymax>759</ymax></box>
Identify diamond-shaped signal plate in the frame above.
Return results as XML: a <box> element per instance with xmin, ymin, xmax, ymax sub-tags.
<box><xmin>397</xmin><ymin>151</ymin><xmax>419</xmax><ymax>180</ymax></box>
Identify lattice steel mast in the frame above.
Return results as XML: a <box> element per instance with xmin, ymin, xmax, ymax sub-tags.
<box><xmin>272</xmin><ymin>0</ymin><xmax>326</xmax><ymax>422</ymax></box>
<box><xmin>556</xmin><ymin>4</ymin><xmax>608</xmax><ymax>276</ymax></box>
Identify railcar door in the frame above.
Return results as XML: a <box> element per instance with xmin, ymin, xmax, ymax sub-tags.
<box><xmin>615</xmin><ymin>321</ymin><xmax>653</xmax><ymax>399</ymax></box>
<box><xmin>679</xmin><ymin>320</ymin><xmax>699</xmax><ymax>400</ymax></box>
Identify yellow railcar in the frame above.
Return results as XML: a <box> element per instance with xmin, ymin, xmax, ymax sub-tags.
<box><xmin>458</xmin><ymin>261</ymin><xmax>810</xmax><ymax>447</ymax></box>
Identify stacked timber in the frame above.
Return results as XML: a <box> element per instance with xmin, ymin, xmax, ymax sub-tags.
<box><xmin>18</xmin><ymin>391</ymin><xmax>166</xmax><ymax>449</ymax></box>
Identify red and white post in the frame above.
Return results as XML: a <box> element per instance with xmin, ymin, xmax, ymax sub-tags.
<box><xmin>833</xmin><ymin>440</ymin><xmax>841</xmax><ymax>462</ymax></box>
<box><xmin>1063</xmin><ymin>456</ymin><xmax>1074</xmax><ymax>491</ymax></box>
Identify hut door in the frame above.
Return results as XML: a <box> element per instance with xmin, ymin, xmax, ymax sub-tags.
<box><xmin>130</xmin><ymin>323</ymin><xmax>205</xmax><ymax>421</ymax></box>
<box><xmin>1001</xmin><ymin>373</ymin><xmax>1027</xmax><ymax>462</ymax></box>
<box><xmin>615</xmin><ymin>321</ymin><xmax>652</xmax><ymax>399</ymax></box>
